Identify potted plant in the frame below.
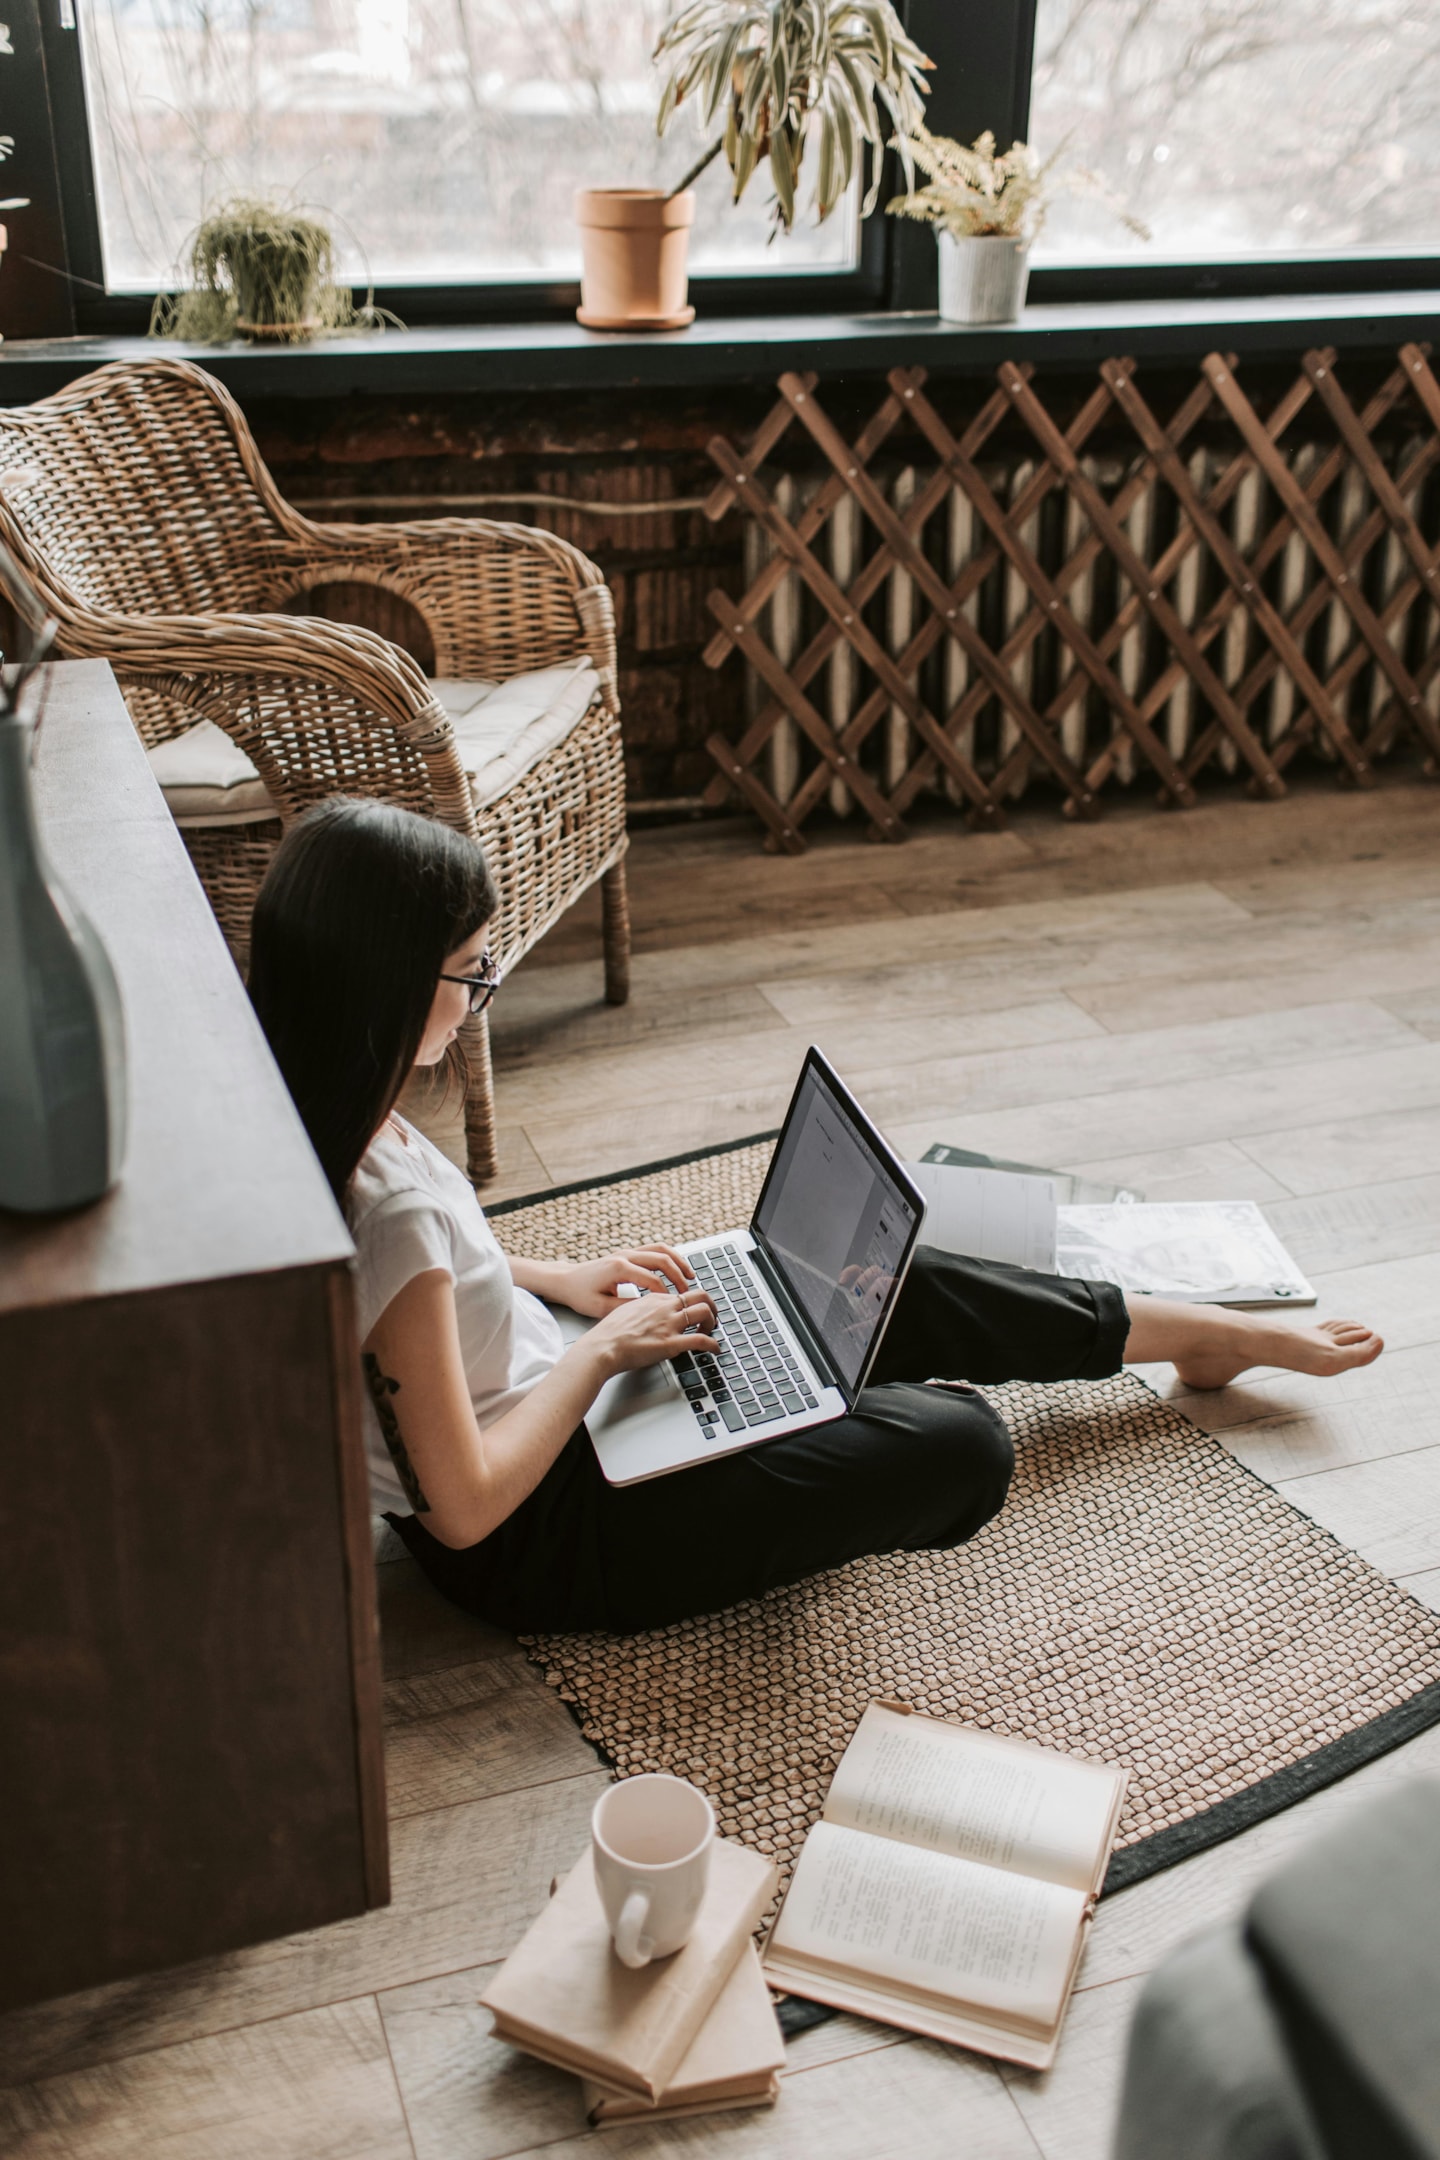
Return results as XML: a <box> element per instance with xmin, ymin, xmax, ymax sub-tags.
<box><xmin>149</xmin><ymin>198</ymin><xmax>390</xmax><ymax>344</ymax></box>
<box><xmin>572</xmin><ymin>186</ymin><xmax>699</xmax><ymax>333</ymax></box>
<box><xmin>887</xmin><ymin>126</ymin><xmax>1148</xmax><ymax>325</ymax></box>
<box><xmin>574</xmin><ymin>0</ymin><xmax>932</xmax><ymax>332</ymax></box>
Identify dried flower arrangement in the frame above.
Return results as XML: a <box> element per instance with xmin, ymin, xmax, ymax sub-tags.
<box><xmin>148</xmin><ymin>198</ymin><xmax>395</xmax><ymax>345</ymax></box>
<box><xmin>888</xmin><ymin>126</ymin><xmax>1149</xmax><ymax>245</ymax></box>
<box><xmin>654</xmin><ymin>0</ymin><xmax>932</xmax><ymax>231</ymax></box>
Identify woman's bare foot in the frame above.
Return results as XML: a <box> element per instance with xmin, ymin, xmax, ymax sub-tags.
<box><xmin>1169</xmin><ymin>1313</ymin><xmax>1384</xmax><ymax>1390</ymax></box>
<box><xmin>1121</xmin><ymin>1294</ymin><xmax>1384</xmax><ymax>1389</ymax></box>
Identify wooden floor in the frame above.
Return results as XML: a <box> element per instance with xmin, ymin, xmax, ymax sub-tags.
<box><xmin>9</xmin><ymin>773</ymin><xmax>1440</xmax><ymax>2158</ymax></box>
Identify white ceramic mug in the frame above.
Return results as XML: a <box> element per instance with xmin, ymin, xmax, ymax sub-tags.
<box><xmin>591</xmin><ymin>1774</ymin><xmax>715</xmax><ymax>1969</ymax></box>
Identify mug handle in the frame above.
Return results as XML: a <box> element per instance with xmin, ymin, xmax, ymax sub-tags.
<box><xmin>613</xmin><ymin>1890</ymin><xmax>653</xmax><ymax>1968</ymax></box>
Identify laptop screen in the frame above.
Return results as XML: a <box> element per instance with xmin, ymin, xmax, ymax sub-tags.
<box><xmin>751</xmin><ymin>1050</ymin><xmax>923</xmax><ymax>1397</ymax></box>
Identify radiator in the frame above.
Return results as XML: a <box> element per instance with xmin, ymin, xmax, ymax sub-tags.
<box><xmin>728</xmin><ymin>363</ymin><xmax>1440</xmax><ymax>832</ymax></box>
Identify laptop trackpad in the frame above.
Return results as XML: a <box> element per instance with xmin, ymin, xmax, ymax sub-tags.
<box><xmin>599</xmin><ymin>1362</ymin><xmax>680</xmax><ymax>1421</ymax></box>
<box><xmin>545</xmin><ymin>1305</ymin><xmax>682</xmax><ymax>1427</ymax></box>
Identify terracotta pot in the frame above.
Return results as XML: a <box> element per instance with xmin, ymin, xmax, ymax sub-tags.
<box><xmin>575</xmin><ymin>189</ymin><xmax>695</xmax><ymax>332</ymax></box>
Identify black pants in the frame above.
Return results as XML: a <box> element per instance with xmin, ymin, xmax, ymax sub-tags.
<box><xmin>390</xmin><ymin>1249</ymin><xmax>1129</xmax><ymax>1635</ymax></box>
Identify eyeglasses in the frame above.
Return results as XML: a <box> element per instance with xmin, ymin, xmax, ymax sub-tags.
<box><xmin>438</xmin><ymin>952</ymin><xmax>502</xmax><ymax>1015</ymax></box>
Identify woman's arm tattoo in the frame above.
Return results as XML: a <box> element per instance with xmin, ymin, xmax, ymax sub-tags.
<box><xmin>362</xmin><ymin>1353</ymin><xmax>431</xmax><ymax>1513</ymax></box>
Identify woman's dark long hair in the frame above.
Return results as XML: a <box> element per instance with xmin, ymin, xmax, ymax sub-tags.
<box><xmin>249</xmin><ymin>798</ymin><xmax>498</xmax><ymax>1201</ymax></box>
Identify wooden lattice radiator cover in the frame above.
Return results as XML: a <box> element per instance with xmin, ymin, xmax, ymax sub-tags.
<box><xmin>699</xmin><ymin>346</ymin><xmax>1440</xmax><ymax>850</ymax></box>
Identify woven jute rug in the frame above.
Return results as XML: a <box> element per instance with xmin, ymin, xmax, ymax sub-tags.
<box><xmin>493</xmin><ymin>1134</ymin><xmax>1440</xmax><ymax>1899</ymax></box>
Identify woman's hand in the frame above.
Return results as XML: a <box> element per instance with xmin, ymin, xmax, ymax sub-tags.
<box><xmin>838</xmin><ymin>1261</ymin><xmax>896</xmax><ymax>1343</ymax></box>
<box><xmin>361</xmin><ymin>1267</ymin><xmax>718</xmax><ymax>1553</ymax></box>
<box><xmin>582</xmin><ymin>1283</ymin><xmax>721</xmax><ymax>1378</ymax></box>
<box><xmin>541</xmin><ymin>1246</ymin><xmax>696</xmax><ymax>1319</ymax></box>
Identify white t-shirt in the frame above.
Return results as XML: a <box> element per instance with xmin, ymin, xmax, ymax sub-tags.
<box><xmin>347</xmin><ymin>1114</ymin><xmax>565</xmax><ymax>1515</ymax></box>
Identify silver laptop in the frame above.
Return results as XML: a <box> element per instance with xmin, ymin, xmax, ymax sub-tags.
<box><xmin>549</xmin><ymin>1048</ymin><xmax>927</xmax><ymax>1486</ymax></box>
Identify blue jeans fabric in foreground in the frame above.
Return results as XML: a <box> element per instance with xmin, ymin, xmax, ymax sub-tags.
<box><xmin>390</xmin><ymin>1248</ymin><xmax>1130</xmax><ymax>1635</ymax></box>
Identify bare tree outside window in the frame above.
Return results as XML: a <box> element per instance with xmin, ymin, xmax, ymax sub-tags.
<box><xmin>79</xmin><ymin>0</ymin><xmax>859</xmax><ymax>289</ymax></box>
<box><xmin>1030</xmin><ymin>0</ymin><xmax>1440</xmax><ymax>258</ymax></box>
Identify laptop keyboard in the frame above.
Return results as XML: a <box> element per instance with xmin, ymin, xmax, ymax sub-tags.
<box><xmin>673</xmin><ymin>1242</ymin><xmax>820</xmax><ymax>1437</ymax></box>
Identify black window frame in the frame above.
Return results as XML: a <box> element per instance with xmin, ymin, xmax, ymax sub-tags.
<box><xmin>31</xmin><ymin>0</ymin><xmax>938</xmax><ymax>334</ymax></box>
<box><xmin>11</xmin><ymin>0</ymin><xmax>1440</xmax><ymax>343</ymax></box>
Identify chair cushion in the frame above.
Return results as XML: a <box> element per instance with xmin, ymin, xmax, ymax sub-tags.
<box><xmin>144</xmin><ymin>717</ymin><xmax>276</xmax><ymax>828</ymax></box>
<box><xmin>438</xmin><ymin>661</ymin><xmax>601</xmax><ymax>810</ymax></box>
<box><xmin>146</xmin><ymin>661</ymin><xmax>602</xmax><ymax>828</ymax></box>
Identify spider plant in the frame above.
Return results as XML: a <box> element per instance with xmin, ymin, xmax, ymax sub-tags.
<box><xmin>148</xmin><ymin>198</ymin><xmax>395</xmax><ymax>344</ymax></box>
<box><xmin>654</xmin><ymin>0</ymin><xmax>932</xmax><ymax>231</ymax></box>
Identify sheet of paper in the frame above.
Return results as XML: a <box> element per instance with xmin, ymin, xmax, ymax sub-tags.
<box><xmin>907</xmin><ymin>1160</ymin><xmax>1058</xmax><ymax>1273</ymax></box>
<box><xmin>771</xmin><ymin>1822</ymin><xmax>1084</xmax><ymax>2030</ymax></box>
<box><xmin>1056</xmin><ymin>1200</ymin><xmax>1315</xmax><ymax>1306</ymax></box>
<box><xmin>824</xmin><ymin>1705</ymin><xmax>1119</xmax><ymax>1893</ymax></box>
<box><xmin>922</xmin><ymin>1143</ymin><xmax>1141</xmax><ymax>1207</ymax></box>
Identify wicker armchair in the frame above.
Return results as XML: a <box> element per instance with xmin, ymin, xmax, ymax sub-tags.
<box><xmin>0</xmin><ymin>357</ymin><xmax>630</xmax><ymax>1184</ymax></box>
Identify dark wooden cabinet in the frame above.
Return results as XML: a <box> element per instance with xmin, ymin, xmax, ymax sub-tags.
<box><xmin>0</xmin><ymin>661</ymin><xmax>387</xmax><ymax>2013</ymax></box>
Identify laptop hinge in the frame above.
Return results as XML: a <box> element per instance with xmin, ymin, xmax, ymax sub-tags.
<box><xmin>746</xmin><ymin>1243</ymin><xmax>845</xmax><ymax>1401</ymax></box>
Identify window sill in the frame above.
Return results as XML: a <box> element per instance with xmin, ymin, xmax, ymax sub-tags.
<box><xmin>0</xmin><ymin>290</ymin><xmax>1436</xmax><ymax>402</ymax></box>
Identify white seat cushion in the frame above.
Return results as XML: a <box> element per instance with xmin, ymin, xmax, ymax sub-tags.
<box><xmin>146</xmin><ymin>661</ymin><xmax>602</xmax><ymax>828</ymax></box>
<box><xmin>144</xmin><ymin>718</ymin><xmax>275</xmax><ymax>827</ymax></box>
<box><xmin>443</xmin><ymin>662</ymin><xmax>601</xmax><ymax>810</ymax></box>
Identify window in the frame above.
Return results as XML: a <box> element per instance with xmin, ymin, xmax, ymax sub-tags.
<box><xmin>23</xmin><ymin>0</ymin><xmax>1440</xmax><ymax>333</ymax></box>
<box><xmin>1030</xmin><ymin>0</ymin><xmax>1440</xmax><ymax>263</ymax></box>
<box><xmin>77</xmin><ymin>0</ymin><xmax>858</xmax><ymax>294</ymax></box>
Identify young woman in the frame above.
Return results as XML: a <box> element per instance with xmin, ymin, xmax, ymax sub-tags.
<box><xmin>249</xmin><ymin>798</ymin><xmax>1385</xmax><ymax>1637</ymax></box>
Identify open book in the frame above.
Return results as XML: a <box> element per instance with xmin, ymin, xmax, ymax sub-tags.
<box><xmin>761</xmin><ymin>1704</ymin><xmax>1128</xmax><ymax>2071</ymax></box>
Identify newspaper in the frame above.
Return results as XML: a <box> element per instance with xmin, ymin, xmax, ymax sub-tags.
<box><xmin>1055</xmin><ymin>1199</ymin><xmax>1315</xmax><ymax>1307</ymax></box>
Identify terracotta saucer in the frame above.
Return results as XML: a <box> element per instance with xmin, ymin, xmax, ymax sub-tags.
<box><xmin>575</xmin><ymin>305</ymin><xmax>696</xmax><ymax>332</ymax></box>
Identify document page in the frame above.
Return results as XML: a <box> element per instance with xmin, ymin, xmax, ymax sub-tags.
<box><xmin>907</xmin><ymin>1161</ymin><xmax>1058</xmax><ymax>1273</ymax></box>
<box><xmin>824</xmin><ymin>1706</ymin><xmax>1122</xmax><ymax>1893</ymax></box>
<box><xmin>921</xmin><ymin>1142</ymin><xmax>1138</xmax><ymax>1207</ymax></box>
<box><xmin>770</xmin><ymin>1822</ymin><xmax>1084</xmax><ymax>2031</ymax></box>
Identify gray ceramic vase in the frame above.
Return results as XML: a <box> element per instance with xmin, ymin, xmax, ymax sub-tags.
<box><xmin>0</xmin><ymin>692</ymin><xmax>127</xmax><ymax>1211</ymax></box>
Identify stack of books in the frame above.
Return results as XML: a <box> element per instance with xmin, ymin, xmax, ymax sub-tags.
<box><xmin>481</xmin><ymin>1833</ymin><xmax>783</xmax><ymax>2127</ymax></box>
<box><xmin>484</xmin><ymin>1707</ymin><xmax>1131</xmax><ymax>2111</ymax></box>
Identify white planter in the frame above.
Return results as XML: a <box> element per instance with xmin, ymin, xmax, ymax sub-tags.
<box><xmin>936</xmin><ymin>232</ymin><xmax>1030</xmax><ymax>324</ymax></box>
